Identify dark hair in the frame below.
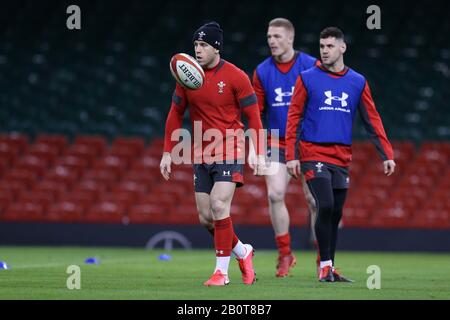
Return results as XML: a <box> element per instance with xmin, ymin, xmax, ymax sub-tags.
<box><xmin>320</xmin><ymin>27</ymin><xmax>345</xmax><ymax>41</ymax></box>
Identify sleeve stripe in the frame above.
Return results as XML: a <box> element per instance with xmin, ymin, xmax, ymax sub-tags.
<box><xmin>239</xmin><ymin>93</ymin><xmax>258</xmax><ymax>108</ymax></box>
<box><xmin>172</xmin><ymin>92</ymin><xmax>182</xmax><ymax>106</ymax></box>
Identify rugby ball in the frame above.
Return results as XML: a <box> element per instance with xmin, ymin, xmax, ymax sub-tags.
<box><xmin>169</xmin><ymin>53</ymin><xmax>205</xmax><ymax>90</ymax></box>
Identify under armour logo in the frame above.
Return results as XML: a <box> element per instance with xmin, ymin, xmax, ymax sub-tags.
<box><xmin>222</xmin><ymin>170</ymin><xmax>231</xmax><ymax>176</ymax></box>
<box><xmin>324</xmin><ymin>91</ymin><xmax>348</xmax><ymax>107</ymax></box>
<box><xmin>193</xmin><ymin>174</ymin><xmax>197</xmax><ymax>186</ymax></box>
<box><xmin>218</xmin><ymin>81</ymin><xmax>226</xmax><ymax>94</ymax></box>
<box><xmin>198</xmin><ymin>31</ymin><xmax>206</xmax><ymax>40</ymax></box>
<box><xmin>274</xmin><ymin>87</ymin><xmax>294</xmax><ymax>102</ymax></box>
<box><xmin>216</xmin><ymin>250</ymin><xmax>224</xmax><ymax>255</ymax></box>
<box><xmin>316</xmin><ymin>162</ymin><xmax>324</xmax><ymax>173</ymax></box>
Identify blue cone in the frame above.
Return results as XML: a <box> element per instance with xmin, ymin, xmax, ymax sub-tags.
<box><xmin>85</xmin><ymin>257</ymin><xmax>100</xmax><ymax>265</ymax></box>
<box><xmin>158</xmin><ymin>254</ymin><xmax>172</xmax><ymax>261</ymax></box>
<box><xmin>0</xmin><ymin>262</ymin><xmax>10</xmax><ymax>270</ymax></box>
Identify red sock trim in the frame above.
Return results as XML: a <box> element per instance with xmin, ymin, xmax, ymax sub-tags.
<box><xmin>275</xmin><ymin>233</ymin><xmax>291</xmax><ymax>256</ymax></box>
<box><xmin>214</xmin><ymin>217</ymin><xmax>233</xmax><ymax>257</ymax></box>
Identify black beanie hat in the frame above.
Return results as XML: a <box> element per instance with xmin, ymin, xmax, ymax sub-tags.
<box><xmin>192</xmin><ymin>21</ymin><xmax>223</xmax><ymax>51</ymax></box>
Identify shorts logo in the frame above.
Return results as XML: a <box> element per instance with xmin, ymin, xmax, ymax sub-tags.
<box><xmin>193</xmin><ymin>174</ymin><xmax>197</xmax><ymax>186</ymax></box>
<box><xmin>222</xmin><ymin>170</ymin><xmax>231</xmax><ymax>177</ymax></box>
<box><xmin>346</xmin><ymin>177</ymin><xmax>350</xmax><ymax>184</ymax></box>
<box><xmin>316</xmin><ymin>162</ymin><xmax>324</xmax><ymax>173</ymax></box>
<box><xmin>216</xmin><ymin>250</ymin><xmax>224</xmax><ymax>255</ymax></box>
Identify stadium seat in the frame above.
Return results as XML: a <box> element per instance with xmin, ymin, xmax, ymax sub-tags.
<box><xmin>2</xmin><ymin>169</ymin><xmax>38</xmax><ymax>189</ymax></box>
<box><xmin>53</xmin><ymin>155</ymin><xmax>90</xmax><ymax>176</ymax></box>
<box><xmin>3</xmin><ymin>202</ymin><xmax>45</xmax><ymax>222</ymax></box>
<box><xmin>343</xmin><ymin>207</ymin><xmax>373</xmax><ymax>227</ymax></box>
<box><xmin>82</xmin><ymin>172</ymin><xmax>118</xmax><ymax>190</ymax></box>
<box><xmin>35</xmin><ymin>134</ymin><xmax>68</xmax><ymax>154</ymax></box>
<box><xmin>85</xmin><ymin>201</ymin><xmax>127</xmax><ymax>223</ymax></box>
<box><xmin>0</xmin><ymin>142</ymin><xmax>20</xmax><ymax>166</ymax></box>
<box><xmin>59</xmin><ymin>190</ymin><xmax>96</xmax><ymax>205</ymax></box>
<box><xmin>74</xmin><ymin>135</ymin><xmax>107</xmax><ymax>155</ymax></box>
<box><xmin>27</xmin><ymin>142</ymin><xmax>61</xmax><ymax>164</ymax></box>
<box><xmin>112</xmin><ymin>136</ymin><xmax>146</xmax><ymax>155</ymax></box>
<box><xmin>0</xmin><ymin>133</ymin><xmax>28</xmax><ymax>154</ymax></box>
<box><xmin>44</xmin><ymin>166</ymin><xmax>80</xmax><ymax>188</ymax></box>
<box><xmin>64</xmin><ymin>144</ymin><xmax>99</xmax><ymax>165</ymax></box>
<box><xmin>47</xmin><ymin>201</ymin><xmax>85</xmax><ymax>222</ymax></box>
<box><xmin>128</xmin><ymin>203</ymin><xmax>169</xmax><ymax>224</ymax></box>
<box><xmin>72</xmin><ymin>179</ymin><xmax>109</xmax><ymax>199</ymax></box>
<box><xmin>15</xmin><ymin>155</ymin><xmax>49</xmax><ymax>177</ymax></box>
<box><xmin>92</xmin><ymin>155</ymin><xmax>129</xmax><ymax>176</ymax></box>
<box><xmin>33</xmin><ymin>180</ymin><xmax>69</xmax><ymax>200</ymax></box>
<box><xmin>19</xmin><ymin>191</ymin><xmax>55</xmax><ymax>211</ymax></box>
<box><xmin>0</xmin><ymin>191</ymin><xmax>14</xmax><ymax>214</ymax></box>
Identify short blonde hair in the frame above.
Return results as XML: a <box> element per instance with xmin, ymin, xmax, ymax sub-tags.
<box><xmin>268</xmin><ymin>18</ymin><xmax>295</xmax><ymax>36</ymax></box>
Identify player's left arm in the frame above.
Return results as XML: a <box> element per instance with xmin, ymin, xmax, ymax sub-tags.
<box><xmin>236</xmin><ymin>70</ymin><xmax>266</xmax><ymax>174</ymax></box>
<box><xmin>358</xmin><ymin>81</ymin><xmax>396</xmax><ymax>176</ymax></box>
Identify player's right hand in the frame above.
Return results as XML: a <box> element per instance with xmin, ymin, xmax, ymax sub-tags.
<box><xmin>248</xmin><ymin>149</ymin><xmax>257</xmax><ymax>170</ymax></box>
<box><xmin>160</xmin><ymin>152</ymin><xmax>172</xmax><ymax>181</ymax></box>
<box><xmin>253</xmin><ymin>155</ymin><xmax>266</xmax><ymax>176</ymax></box>
<box><xmin>286</xmin><ymin>160</ymin><xmax>300</xmax><ymax>179</ymax></box>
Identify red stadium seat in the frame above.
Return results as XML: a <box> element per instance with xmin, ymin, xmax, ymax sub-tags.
<box><xmin>35</xmin><ymin>134</ymin><xmax>68</xmax><ymax>154</ymax></box>
<box><xmin>92</xmin><ymin>155</ymin><xmax>129</xmax><ymax>176</ymax></box>
<box><xmin>82</xmin><ymin>169</ymin><xmax>119</xmax><ymax>185</ymax></box>
<box><xmin>53</xmin><ymin>155</ymin><xmax>89</xmax><ymax>176</ymax></box>
<box><xmin>411</xmin><ymin>207</ymin><xmax>450</xmax><ymax>229</ymax></box>
<box><xmin>343</xmin><ymin>207</ymin><xmax>372</xmax><ymax>227</ymax></box>
<box><xmin>0</xmin><ymin>142</ymin><xmax>20</xmax><ymax>166</ymax></box>
<box><xmin>27</xmin><ymin>142</ymin><xmax>60</xmax><ymax>164</ymax></box>
<box><xmin>0</xmin><ymin>133</ymin><xmax>29</xmax><ymax>154</ymax></box>
<box><xmin>33</xmin><ymin>180</ymin><xmax>69</xmax><ymax>200</ymax></box>
<box><xmin>64</xmin><ymin>144</ymin><xmax>99</xmax><ymax>165</ymax></box>
<box><xmin>122</xmin><ymin>169</ymin><xmax>158</xmax><ymax>187</ymax></box>
<box><xmin>0</xmin><ymin>180</ymin><xmax>29</xmax><ymax>199</ymax></box>
<box><xmin>85</xmin><ymin>201</ymin><xmax>127</xmax><ymax>223</ymax></box>
<box><xmin>2</xmin><ymin>169</ymin><xmax>38</xmax><ymax>189</ymax></box>
<box><xmin>98</xmin><ymin>192</ymin><xmax>135</xmax><ymax>210</ymax></box>
<box><xmin>131</xmin><ymin>155</ymin><xmax>160</xmax><ymax>171</ymax></box>
<box><xmin>59</xmin><ymin>190</ymin><xmax>96</xmax><ymax>205</ymax></box>
<box><xmin>112</xmin><ymin>136</ymin><xmax>146</xmax><ymax>155</ymax></box>
<box><xmin>19</xmin><ymin>191</ymin><xmax>54</xmax><ymax>211</ymax></box>
<box><xmin>44</xmin><ymin>166</ymin><xmax>80</xmax><ymax>188</ymax></box>
<box><xmin>138</xmin><ymin>192</ymin><xmax>178</xmax><ymax>208</ymax></box>
<box><xmin>169</xmin><ymin>203</ymin><xmax>198</xmax><ymax>224</ymax></box>
<box><xmin>3</xmin><ymin>202</ymin><xmax>45</xmax><ymax>222</ymax></box>
<box><xmin>0</xmin><ymin>157</ymin><xmax>10</xmax><ymax>178</ymax></box>
<box><xmin>47</xmin><ymin>201</ymin><xmax>85</xmax><ymax>222</ymax></box>
<box><xmin>73</xmin><ymin>179</ymin><xmax>109</xmax><ymax>197</ymax></box>
<box><xmin>107</xmin><ymin>144</ymin><xmax>140</xmax><ymax>160</ymax></box>
<box><xmin>0</xmin><ymin>191</ymin><xmax>14</xmax><ymax>215</ymax></box>
<box><xmin>128</xmin><ymin>203</ymin><xmax>169</xmax><ymax>224</ymax></box>
<box><xmin>15</xmin><ymin>155</ymin><xmax>49</xmax><ymax>177</ymax></box>
<box><xmin>74</xmin><ymin>135</ymin><xmax>107</xmax><ymax>155</ymax></box>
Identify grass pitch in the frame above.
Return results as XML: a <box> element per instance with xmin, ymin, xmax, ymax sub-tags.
<box><xmin>0</xmin><ymin>246</ymin><xmax>449</xmax><ymax>300</ymax></box>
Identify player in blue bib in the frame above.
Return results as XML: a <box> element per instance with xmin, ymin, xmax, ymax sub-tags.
<box><xmin>251</xmin><ymin>18</ymin><xmax>319</xmax><ymax>277</ymax></box>
<box><xmin>286</xmin><ymin>27</ymin><xmax>396</xmax><ymax>282</ymax></box>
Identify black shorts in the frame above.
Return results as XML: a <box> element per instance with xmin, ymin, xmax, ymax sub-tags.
<box><xmin>301</xmin><ymin>161</ymin><xmax>350</xmax><ymax>189</ymax></box>
<box><xmin>193</xmin><ymin>162</ymin><xmax>244</xmax><ymax>194</ymax></box>
<box><xmin>267</xmin><ymin>147</ymin><xmax>286</xmax><ymax>164</ymax></box>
